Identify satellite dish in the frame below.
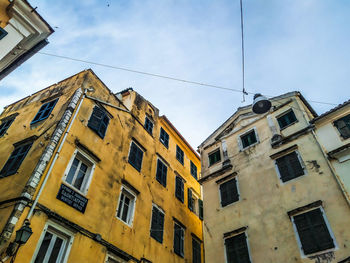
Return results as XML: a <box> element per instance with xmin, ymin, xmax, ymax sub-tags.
<box><xmin>252</xmin><ymin>93</ymin><xmax>272</xmax><ymax>114</ymax></box>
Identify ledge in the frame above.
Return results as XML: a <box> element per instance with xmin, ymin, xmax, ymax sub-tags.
<box><xmin>199</xmin><ymin>164</ymin><xmax>233</xmax><ymax>184</ymax></box>
<box><xmin>287</xmin><ymin>200</ymin><xmax>323</xmax><ymax>219</ymax></box>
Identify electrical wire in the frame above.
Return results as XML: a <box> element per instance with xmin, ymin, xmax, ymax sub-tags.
<box><xmin>239</xmin><ymin>0</ymin><xmax>247</xmax><ymax>102</ymax></box>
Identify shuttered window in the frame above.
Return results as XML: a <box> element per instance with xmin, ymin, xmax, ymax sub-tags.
<box><xmin>276</xmin><ymin>151</ymin><xmax>304</xmax><ymax>183</ymax></box>
<box><xmin>0</xmin><ymin>142</ymin><xmax>33</xmax><ymax>178</ymax></box>
<box><xmin>192</xmin><ymin>238</ymin><xmax>201</xmax><ymax>263</ymax></box>
<box><xmin>225</xmin><ymin>233</ymin><xmax>251</xmax><ymax>263</ymax></box>
<box><xmin>277</xmin><ymin>110</ymin><xmax>297</xmax><ymax>129</ymax></box>
<box><xmin>293</xmin><ymin>208</ymin><xmax>335</xmax><ymax>255</ymax></box>
<box><xmin>159</xmin><ymin>127</ymin><xmax>169</xmax><ymax>148</ymax></box>
<box><xmin>334</xmin><ymin>114</ymin><xmax>350</xmax><ymax>139</ymax></box>
<box><xmin>176</xmin><ymin>145</ymin><xmax>184</xmax><ymax>165</ymax></box>
<box><xmin>190</xmin><ymin>161</ymin><xmax>197</xmax><ymax>179</ymax></box>
<box><xmin>240</xmin><ymin>130</ymin><xmax>257</xmax><ymax>149</ymax></box>
<box><xmin>87</xmin><ymin>106</ymin><xmax>110</xmax><ymax>139</ymax></box>
<box><xmin>198</xmin><ymin>199</ymin><xmax>203</xmax><ymax>220</ymax></box>
<box><xmin>0</xmin><ymin>118</ymin><xmax>15</xmax><ymax>137</ymax></box>
<box><xmin>208</xmin><ymin>149</ymin><xmax>221</xmax><ymax>166</ymax></box>
<box><xmin>128</xmin><ymin>142</ymin><xmax>144</xmax><ymax>172</ymax></box>
<box><xmin>175</xmin><ymin>176</ymin><xmax>184</xmax><ymax>203</ymax></box>
<box><xmin>150</xmin><ymin>206</ymin><xmax>164</xmax><ymax>243</ymax></box>
<box><xmin>31</xmin><ymin>99</ymin><xmax>58</xmax><ymax>125</ymax></box>
<box><xmin>174</xmin><ymin>222</ymin><xmax>185</xmax><ymax>257</ymax></box>
<box><xmin>188</xmin><ymin>188</ymin><xmax>194</xmax><ymax>211</ymax></box>
<box><xmin>144</xmin><ymin>116</ymin><xmax>154</xmax><ymax>135</ymax></box>
<box><xmin>220</xmin><ymin>178</ymin><xmax>239</xmax><ymax>207</ymax></box>
<box><xmin>156</xmin><ymin>159</ymin><xmax>167</xmax><ymax>187</ymax></box>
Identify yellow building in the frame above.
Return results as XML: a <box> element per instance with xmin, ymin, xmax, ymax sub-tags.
<box><xmin>0</xmin><ymin>69</ymin><xmax>203</xmax><ymax>263</ymax></box>
<box><xmin>0</xmin><ymin>0</ymin><xmax>53</xmax><ymax>80</ymax></box>
<box><xmin>312</xmin><ymin>100</ymin><xmax>350</xmax><ymax>204</ymax></box>
<box><xmin>198</xmin><ymin>92</ymin><xmax>350</xmax><ymax>263</ymax></box>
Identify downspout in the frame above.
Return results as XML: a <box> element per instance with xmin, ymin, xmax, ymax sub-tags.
<box><xmin>26</xmin><ymin>87</ymin><xmax>90</xmax><ymax>220</ymax></box>
<box><xmin>310</xmin><ymin>129</ymin><xmax>350</xmax><ymax>207</ymax></box>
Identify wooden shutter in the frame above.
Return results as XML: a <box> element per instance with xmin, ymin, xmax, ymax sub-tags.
<box><xmin>88</xmin><ymin>107</ymin><xmax>104</xmax><ymax>133</ymax></box>
<box><xmin>276</xmin><ymin>152</ymin><xmax>304</xmax><ymax>182</ymax></box>
<box><xmin>198</xmin><ymin>199</ymin><xmax>203</xmax><ymax>220</ymax></box>
<box><xmin>225</xmin><ymin>233</ymin><xmax>251</xmax><ymax>263</ymax></box>
<box><xmin>174</xmin><ymin>224</ymin><xmax>181</xmax><ymax>255</ymax></box>
<box><xmin>151</xmin><ymin>207</ymin><xmax>164</xmax><ymax>243</ymax></box>
<box><xmin>188</xmin><ymin>189</ymin><xmax>193</xmax><ymax>211</ymax></box>
<box><xmin>220</xmin><ymin>179</ymin><xmax>239</xmax><ymax>207</ymax></box>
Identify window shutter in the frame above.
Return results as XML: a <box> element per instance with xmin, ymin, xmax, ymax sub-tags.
<box><xmin>225</xmin><ymin>233</ymin><xmax>251</xmax><ymax>263</ymax></box>
<box><xmin>174</xmin><ymin>225</ymin><xmax>180</xmax><ymax>254</ymax></box>
<box><xmin>289</xmin><ymin>152</ymin><xmax>304</xmax><ymax>177</ymax></box>
<box><xmin>88</xmin><ymin>107</ymin><xmax>104</xmax><ymax>132</ymax></box>
<box><xmin>198</xmin><ymin>199</ymin><xmax>203</xmax><ymax>220</ymax></box>
<box><xmin>188</xmin><ymin>189</ymin><xmax>193</xmax><ymax>211</ymax></box>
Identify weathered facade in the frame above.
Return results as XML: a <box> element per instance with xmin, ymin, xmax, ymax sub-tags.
<box><xmin>0</xmin><ymin>0</ymin><xmax>53</xmax><ymax>80</ymax></box>
<box><xmin>0</xmin><ymin>69</ymin><xmax>203</xmax><ymax>263</ymax></box>
<box><xmin>198</xmin><ymin>92</ymin><xmax>350</xmax><ymax>263</ymax></box>
<box><xmin>312</xmin><ymin>100</ymin><xmax>350</xmax><ymax>204</ymax></box>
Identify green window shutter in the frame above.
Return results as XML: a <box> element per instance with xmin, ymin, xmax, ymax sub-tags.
<box><xmin>198</xmin><ymin>199</ymin><xmax>203</xmax><ymax>220</ymax></box>
<box><xmin>188</xmin><ymin>189</ymin><xmax>193</xmax><ymax>211</ymax></box>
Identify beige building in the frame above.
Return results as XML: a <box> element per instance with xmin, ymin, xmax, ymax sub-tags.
<box><xmin>198</xmin><ymin>92</ymin><xmax>350</xmax><ymax>263</ymax></box>
<box><xmin>312</xmin><ymin>100</ymin><xmax>350</xmax><ymax>204</ymax></box>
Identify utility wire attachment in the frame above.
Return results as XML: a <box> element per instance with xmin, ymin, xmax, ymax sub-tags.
<box><xmin>239</xmin><ymin>0</ymin><xmax>247</xmax><ymax>102</ymax></box>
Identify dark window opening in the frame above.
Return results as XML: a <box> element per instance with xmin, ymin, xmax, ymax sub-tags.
<box><xmin>128</xmin><ymin>142</ymin><xmax>143</xmax><ymax>172</ymax></box>
<box><xmin>31</xmin><ymin>99</ymin><xmax>58</xmax><ymax>125</ymax></box>
<box><xmin>334</xmin><ymin>114</ymin><xmax>350</xmax><ymax>139</ymax></box>
<box><xmin>190</xmin><ymin>161</ymin><xmax>197</xmax><ymax>179</ymax></box>
<box><xmin>174</xmin><ymin>222</ymin><xmax>185</xmax><ymax>257</ymax></box>
<box><xmin>0</xmin><ymin>27</ymin><xmax>8</xmax><ymax>41</ymax></box>
<box><xmin>0</xmin><ymin>118</ymin><xmax>15</xmax><ymax>137</ymax></box>
<box><xmin>156</xmin><ymin>159</ymin><xmax>167</xmax><ymax>187</ymax></box>
<box><xmin>176</xmin><ymin>145</ymin><xmax>184</xmax><ymax>165</ymax></box>
<box><xmin>150</xmin><ymin>206</ymin><xmax>164</xmax><ymax>243</ymax></box>
<box><xmin>277</xmin><ymin>110</ymin><xmax>297</xmax><ymax>129</ymax></box>
<box><xmin>276</xmin><ymin>151</ymin><xmax>304</xmax><ymax>182</ymax></box>
<box><xmin>240</xmin><ymin>130</ymin><xmax>257</xmax><ymax>149</ymax></box>
<box><xmin>88</xmin><ymin>106</ymin><xmax>110</xmax><ymax>139</ymax></box>
<box><xmin>293</xmin><ymin>208</ymin><xmax>335</xmax><ymax>255</ymax></box>
<box><xmin>144</xmin><ymin>116</ymin><xmax>154</xmax><ymax>135</ymax></box>
<box><xmin>159</xmin><ymin>127</ymin><xmax>169</xmax><ymax>148</ymax></box>
<box><xmin>0</xmin><ymin>142</ymin><xmax>33</xmax><ymax>178</ymax></box>
<box><xmin>175</xmin><ymin>176</ymin><xmax>184</xmax><ymax>203</ymax></box>
<box><xmin>220</xmin><ymin>178</ymin><xmax>239</xmax><ymax>207</ymax></box>
<box><xmin>225</xmin><ymin>233</ymin><xmax>251</xmax><ymax>263</ymax></box>
<box><xmin>208</xmin><ymin>149</ymin><xmax>221</xmax><ymax>166</ymax></box>
<box><xmin>192</xmin><ymin>238</ymin><xmax>201</xmax><ymax>263</ymax></box>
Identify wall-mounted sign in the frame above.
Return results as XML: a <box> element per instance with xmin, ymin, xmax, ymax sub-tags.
<box><xmin>56</xmin><ymin>184</ymin><xmax>88</xmax><ymax>213</ymax></box>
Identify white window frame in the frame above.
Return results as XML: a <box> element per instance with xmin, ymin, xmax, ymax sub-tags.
<box><xmin>223</xmin><ymin>231</ymin><xmax>253</xmax><ymax>263</ymax></box>
<box><xmin>63</xmin><ymin>149</ymin><xmax>96</xmax><ymax>195</ymax></box>
<box><xmin>218</xmin><ymin>176</ymin><xmax>241</xmax><ymax>208</ymax></box>
<box><xmin>116</xmin><ymin>185</ymin><xmax>137</xmax><ymax>227</ymax></box>
<box><xmin>274</xmin><ymin>150</ymin><xmax>307</xmax><ymax>185</ymax></box>
<box><xmin>105</xmin><ymin>252</ymin><xmax>127</xmax><ymax>263</ymax></box>
<box><xmin>237</xmin><ymin>127</ymin><xmax>260</xmax><ymax>151</ymax></box>
<box><xmin>276</xmin><ymin>108</ymin><xmax>298</xmax><ymax>130</ymax></box>
<box><xmin>291</xmin><ymin>207</ymin><xmax>338</xmax><ymax>258</ymax></box>
<box><xmin>31</xmin><ymin>221</ymin><xmax>74</xmax><ymax>263</ymax></box>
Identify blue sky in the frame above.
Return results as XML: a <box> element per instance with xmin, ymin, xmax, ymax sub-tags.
<box><xmin>1</xmin><ymin>0</ymin><xmax>349</xmax><ymax>147</ymax></box>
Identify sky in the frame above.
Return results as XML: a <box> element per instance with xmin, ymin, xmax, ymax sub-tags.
<box><xmin>0</xmin><ymin>0</ymin><xmax>349</xmax><ymax>148</ymax></box>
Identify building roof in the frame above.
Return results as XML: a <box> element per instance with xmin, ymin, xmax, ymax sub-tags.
<box><xmin>310</xmin><ymin>99</ymin><xmax>350</xmax><ymax>123</ymax></box>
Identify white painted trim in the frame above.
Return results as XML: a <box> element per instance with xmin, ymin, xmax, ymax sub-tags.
<box><xmin>291</xmin><ymin>206</ymin><xmax>338</xmax><ymax>258</ymax></box>
<box><xmin>104</xmin><ymin>252</ymin><xmax>127</xmax><ymax>263</ymax></box>
<box><xmin>30</xmin><ymin>221</ymin><xmax>75</xmax><ymax>263</ymax></box>
<box><xmin>115</xmin><ymin>185</ymin><xmax>137</xmax><ymax>227</ymax></box>
<box><xmin>237</xmin><ymin>127</ymin><xmax>260</xmax><ymax>151</ymax></box>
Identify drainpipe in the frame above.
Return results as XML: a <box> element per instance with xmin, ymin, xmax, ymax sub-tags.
<box><xmin>26</xmin><ymin>87</ymin><xmax>90</xmax><ymax>220</ymax></box>
<box><xmin>310</xmin><ymin>129</ymin><xmax>350</xmax><ymax>207</ymax></box>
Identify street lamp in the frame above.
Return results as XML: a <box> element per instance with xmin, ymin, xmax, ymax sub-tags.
<box><xmin>14</xmin><ymin>220</ymin><xmax>33</xmax><ymax>245</ymax></box>
<box><xmin>252</xmin><ymin>93</ymin><xmax>271</xmax><ymax>114</ymax></box>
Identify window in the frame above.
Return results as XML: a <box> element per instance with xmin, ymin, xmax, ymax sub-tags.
<box><xmin>208</xmin><ymin>149</ymin><xmax>221</xmax><ymax>166</ymax></box>
<box><xmin>292</xmin><ymin>208</ymin><xmax>335</xmax><ymax>256</ymax></box>
<box><xmin>176</xmin><ymin>145</ymin><xmax>184</xmax><ymax>165</ymax></box>
<box><xmin>116</xmin><ymin>187</ymin><xmax>136</xmax><ymax>226</ymax></box>
<box><xmin>159</xmin><ymin>127</ymin><xmax>169</xmax><ymax>148</ymax></box>
<box><xmin>31</xmin><ymin>99</ymin><xmax>58</xmax><ymax>125</ymax></box>
<box><xmin>277</xmin><ymin>110</ymin><xmax>297</xmax><ymax>129</ymax></box>
<box><xmin>0</xmin><ymin>27</ymin><xmax>8</xmax><ymax>41</ymax></box>
<box><xmin>0</xmin><ymin>118</ymin><xmax>15</xmax><ymax>137</ymax></box>
<box><xmin>220</xmin><ymin>178</ymin><xmax>239</xmax><ymax>207</ymax></box>
<box><xmin>0</xmin><ymin>141</ymin><xmax>33</xmax><ymax>178</ymax></box>
<box><xmin>275</xmin><ymin>151</ymin><xmax>305</xmax><ymax>183</ymax></box>
<box><xmin>64</xmin><ymin>151</ymin><xmax>95</xmax><ymax>193</ymax></box>
<box><xmin>175</xmin><ymin>176</ymin><xmax>184</xmax><ymax>203</ymax></box>
<box><xmin>88</xmin><ymin>106</ymin><xmax>110</xmax><ymax>139</ymax></box>
<box><xmin>334</xmin><ymin>114</ymin><xmax>350</xmax><ymax>139</ymax></box>
<box><xmin>150</xmin><ymin>205</ymin><xmax>165</xmax><ymax>243</ymax></box>
<box><xmin>225</xmin><ymin>233</ymin><xmax>251</xmax><ymax>263</ymax></box>
<box><xmin>33</xmin><ymin>224</ymin><xmax>73</xmax><ymax>263</ymax></box>
<box><xmin>128</xmin><ymin>141</ymin><xmax>144</xmax><ymax>172</ymax></box>
<box><xmin>190</xmin><ymin>161</ymin><xmax>197</xmax><ymax>179</ymax></box>
<box><xmin>144</xmin><ymin>116</ymin><xmax>154</xmax><ymax>135</ymax></box>
<box><xmin>187</xmin><ymin>189</ymin><xmax>203</xmax><ymax>220</ymax></box>
<box><xmin>156</xmin><ymin>159</ymin><xmax>167</xmax><ymax>187</ymax></box>
<box><xmin>174</xmin><ymin>222</ymin><xmax>185</xmax><ymax>257</ymax></box>
<box><xmin>106</xmin><ymin>254</ymin><xmax>124</xmax><ymax>263</ymax></box>
<box><xmin>240</xmin><ymin>129</ymin><xmax>258</xmax><ymax>149</ymax></box>
<box><xmin>192</xmin><ymin>237</ymin><xmax>201</xmax><ymax>263</ymax></box>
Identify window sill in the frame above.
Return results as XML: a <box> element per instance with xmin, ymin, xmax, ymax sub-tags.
<box><xmin>115</xmin><ymin>217</ymin><xmax>133</xmax><ymax>228</ymax></box>
<box><xmin>61</xmin><ymin>182</ymin><xmax>88</xmax><ymax>197</ymax></box>
<box><xmin>128</xmin><ymin>161</ymin><xmax>141</xmax><ymax>172</ymax></box>
<box><xmin>301</xmin><ymin>247</ymin><xmax>337</xmax><ymax>259</ymax></box>
<box><xmin>279</xmin><ymin>120</ymin><xmax>298</xmax><ymax>131</ymax></box>
<box><xmin>240</xmin><ymin>141</ymin><xmax>259</xmax><ymax>151</ymax></box>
